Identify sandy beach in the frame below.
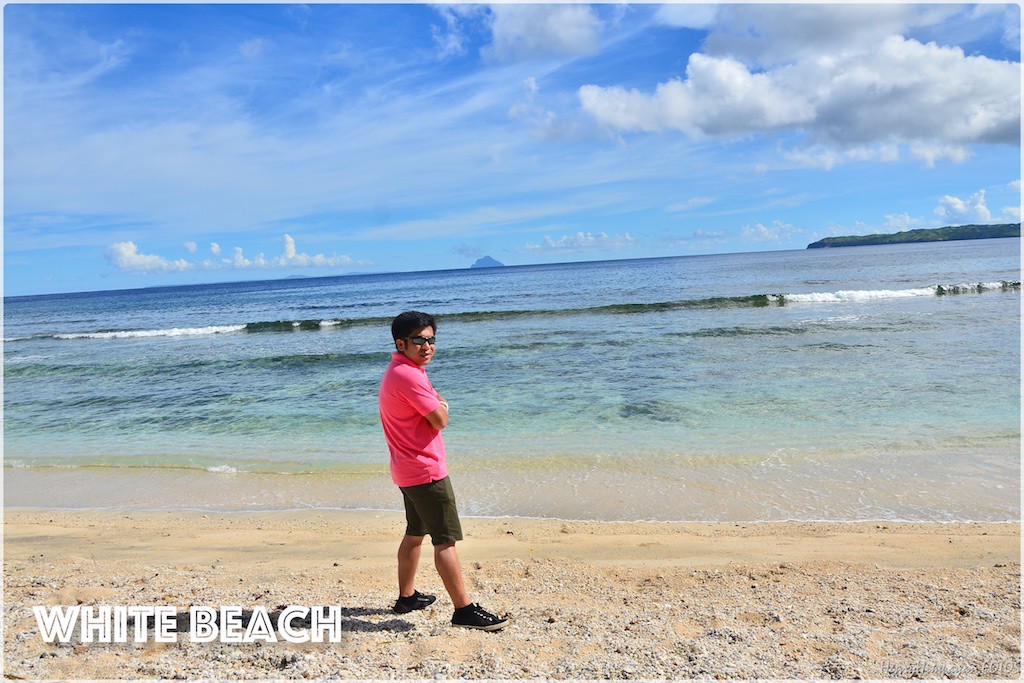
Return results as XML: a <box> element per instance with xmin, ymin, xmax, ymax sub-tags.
<box><xmin>2</xmin><ymin>509</ymin><xmax>1019</xmax><ymax>680</ymax></box>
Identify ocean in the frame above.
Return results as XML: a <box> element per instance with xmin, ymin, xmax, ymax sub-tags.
<box><xmin>3</xmin><ymin>238</ymin><xmax>1020</xmax><ymax>522</ymax></box>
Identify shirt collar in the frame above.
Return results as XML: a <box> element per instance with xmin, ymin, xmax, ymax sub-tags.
<box><xmin>391</xmin><ymin>351</ymin><xmax>426</xmax><ymax>371</ymax></box>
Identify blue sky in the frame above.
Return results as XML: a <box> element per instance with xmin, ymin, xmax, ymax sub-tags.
<box><xmin>4</xmin><ymin>3</ymin><xmax>1020</xmax><ymax>296</ymax></box>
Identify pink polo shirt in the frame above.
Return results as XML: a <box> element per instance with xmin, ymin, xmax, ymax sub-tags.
<box><xmin>378</xmin><ymin>352</ymin><xmax>447</xmax><ymax>487</ymax></box>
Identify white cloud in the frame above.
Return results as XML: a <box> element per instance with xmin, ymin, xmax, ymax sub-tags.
<box><xmin>518</xmin><ymin>231</ymin><xmax>636</xmax><ymax>254</ymax></box>
<box><xmin>741</xmin><ymin>220</ymin><xmax>801</xmax><ymax>242</ymax></box>
<box><xmin>654</xmin><ymin>4</ymin><xmax>718</xmax><ymax>31</ymax></box>
<box><xmin>733</xmin><ymin>38</ymin><xmax>1009</xmax><ymax>144</ymax></box>
<box><xmin>908</xmin><ymin>143</ymin><xmax>971</xmax><ymax>168</ymax></box>
<box><xmin>783</xmin><ymin>144</ymin><xmax>901</xmax><ymax>170</ymax></box>
<box><xmin>935</xmin><ymin>190</ymin><xmax>992</xmax><ymax>223</ymax></box>
<box><xmin>183</xmin><ymin>241</ymin><xmax>197</xmax><ymax>253</ymax></box>
<box><xmin>508</xmin><ymin>77</ymin><xmax>556</xmax><ymax>130</ymax></box>
<box><xmin>660</xmin><ymin>228</ymin><xmax>728</xmax><ymax>249</ymax></box>
<box><xmin>356</xmin><ymin>200</ymin><xmax>611</xmax><ymax>241</ymax></box>
<box><xmin>702</xmin><ymin>4</ymin><xmax>958</xmax><ymax>67</ymax></box>
<box><xmin>884</xmin><ymin>213</ymin><xmax>929</xmax><ymax>230</ymax></box>
<box><xmin>239</xmin><ymin>38</ymin><xmax>266</xmax><ymax>60</ymax></box>
<box><xmin>937</xmin><ymin>184</ymin><xmax>1015</xmax><ymax>224</ymax></box>
<box><xmin>506</xmin><ymin>75</ymin><xmax>593</xmax><ymax>142</ymax></box>
<box><xmin>451</xmin><ymin>243</ymin><xmax>484</xmax><ymax>259</ymax></box>
<box><xmin>781</xmin><ymin>147</ymin><xmax>842</xmax><ymax>171</ymax></box>
<box><xmin>1005</xmin><ymin>180</ymin><xmax>1023</xmax><ymax>220</ymax></box>
<box><xmin>1002</xmin><ymin>7</ymin><xmax>1021</xmax><ymax>51</ymax></box>
<box><xmin>280</xmin><ymin>234</ymin><xmax>298</xmax><ymax>260</ymax></box>
<box><xmin>580</xmin><ymin>53</ymin><xmax>813</xmax><ymax>138</ymax></box>
<box><xmin>323</xmin><ymin>42</ymin><xmax>362</xmax><ymax>69</ymax></box>
<box><xmin>484</xmin><ymin>5</ymin><xmax>602</xmax><ymax>62</ymax></box>
<box><xmin>432</xmin><ymin>6</ymin><xmax>468</xmax><ymax>60</ymax></box>
<box><xmin>579</xmin><ymin>35</ymin><xmax>1019</xmax><ymax>164</ymax></box>
<box><xmin>666</xmin><ymin>197</ymin><xmax>715</xmax><ymax>212</ymax></box>
<box><xmin>267</xmin><ymin>233</ymin><xmax>356</xmax><ymax>268</ymax></box>
<box><xmin>225</xmin><ymin>246</ymin><xmax>256</xmax><ymax>269</ymax></box>
<box><xmin>692</xmin><ymin>228</ymin><xmax>725</xmax><ymax>240</ymax></box>
<box><xmin>5</xmin><ymin>29</ymin><xmax>132</xmax><ymax>106</ymax></box>
<box><xmin>967</xmin><ymin>4</ymin><xmax>1021</xmax><ymax>52</ymax></box>
<box><xmin>109</xmin><ymin>234</ymin><xmax>365</xmax><ymax>275</ymax></box>
<box><xmin>816</xmin><ymin>220</ymin><xmax>879</xmax><ymax>239</ymax></box>
<box><xmin>106</xmin><ymin>241</ymin><xmax>191</xmax><ymax>273</ymax></box>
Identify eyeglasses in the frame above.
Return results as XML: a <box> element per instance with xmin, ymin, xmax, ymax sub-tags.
<box><xmin>407</xmin><ymin>335</ymin><xmax>436</xmax><ymax>346</ymax></box>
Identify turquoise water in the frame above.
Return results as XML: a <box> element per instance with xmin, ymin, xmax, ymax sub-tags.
<box><xmin>4</xmin><ymin>239</ymin><xmax>1020</xmax><ymax>521</ymax></box>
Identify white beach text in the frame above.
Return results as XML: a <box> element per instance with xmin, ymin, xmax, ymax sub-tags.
<box><xmin>33</xmin><ymin>605</ymin><xmax>349</xmax><ymax>643</ymax></box>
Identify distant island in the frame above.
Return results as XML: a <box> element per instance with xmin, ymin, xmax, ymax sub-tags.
<box><xmin>807</xmin><ymin>223</ymin><xmax>1020</xmax><ymax>249</ymax></box>
<box><xmin>470</xmin><ymin>255</ymin><xmax>505</xmax><ymax>268</ymax></box>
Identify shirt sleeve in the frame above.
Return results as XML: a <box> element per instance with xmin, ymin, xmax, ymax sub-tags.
<box><xmin>400</xmin><ymin>367</ymin><xmax>442</xmax><ymax>417</ymax></box>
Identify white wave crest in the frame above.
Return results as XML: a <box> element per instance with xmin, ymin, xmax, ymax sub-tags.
<box><xmin>785</xmin><ymin>282</ymin><xmax>1015</xmax><ymax>304</ymax></box>
<box><xmin>54</xmin><ymin>324</ymin><xmax>246</xmax><ymax>340</ymax></box>
<box><xmin>786</xmin><ymin>287</ymin><xmax>936</xmax><ymax>303</ymax></box>
<box><xmin>970</xmin><ymin>281</ymin><xmax>1012</xmax><ymax>291</ymax></box>
<box><xmin>207</xmin><ymin>465</ymin><xmax>239</xmax><ymax>474</ymax></box>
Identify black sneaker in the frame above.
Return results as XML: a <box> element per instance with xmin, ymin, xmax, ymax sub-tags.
<box><xmin>451</xmin><ymin>603</ymin><xmax>509</xmax><ymax>631</ymax></box>
<box><xmin>393</xmin><ymin>590</ymin><xmax>436</xmax><ymax>614</ymax></box>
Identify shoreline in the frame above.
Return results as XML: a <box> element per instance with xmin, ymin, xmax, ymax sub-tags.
<box><xmin>4</xmin><ymin>509</ymin><xmax>1020</xmax><ymax>679</ymax></box>
<box><xmin>5</xmin><ymin>460</ymin><xmax>1019</xmax><ymax>523</ymax></box>
<box><xmin>5</xmin><ymin>504</ymin><xmax>1023</xmax><ymax>526</ymax></box>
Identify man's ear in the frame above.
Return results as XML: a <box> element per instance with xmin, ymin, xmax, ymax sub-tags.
<box><xmin>394</xmin><ymin>338</ymin><xmax>404</xmax><ymax>352</ymax></box>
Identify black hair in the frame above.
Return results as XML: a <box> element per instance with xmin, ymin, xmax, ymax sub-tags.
<box><xmin>391</xmin><ymin>311</ymin><xmax>436</xmax><ymax>341</ymax></box>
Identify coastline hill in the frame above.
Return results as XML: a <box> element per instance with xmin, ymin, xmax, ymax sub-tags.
<box><xmin>807</xmin><ymin>223</ymin><xmax>1020</xmax><ymax>249</ymax></box>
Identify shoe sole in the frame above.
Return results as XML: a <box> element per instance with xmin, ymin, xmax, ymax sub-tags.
<box><xmin>452</xmin><ymin>619</ymin><xmax>509</xmax><ymax>631</ymax></box>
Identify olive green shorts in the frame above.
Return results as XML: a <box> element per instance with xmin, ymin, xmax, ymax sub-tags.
<box><xmin>399</xmin><ymin>476</ymin><xmax>464</xmax><ymax>546</ymax></box>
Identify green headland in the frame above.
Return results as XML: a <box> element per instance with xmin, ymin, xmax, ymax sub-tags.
<box><xmin>807</xmin><ymin>223</ymin><xmax>1020</xmax><ymax>249</ymax></box>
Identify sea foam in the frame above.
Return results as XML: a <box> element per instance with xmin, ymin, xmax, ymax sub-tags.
<box><xmin>54</xmin><ymin>325</ymin><xmax>246</xmax><ymax>340</ymax></box>
<box><xmin>783</xmin><ymin>281</ymin><xmax>1016</xmax><ymax>303</ymax></box>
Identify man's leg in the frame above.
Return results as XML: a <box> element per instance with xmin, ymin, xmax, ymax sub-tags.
<box><xmin>434</xmin><ymin>542</ymin><xmax>471</xmax><ymax>609</ymax></box>
<box><xmin>438</xmin><ymin>542</ymin><xmax>508</xmax><ymax>630</ymax></box>
<box><xmin>397</xmin><ymin>534</ymin><xmax>425</xmax><ymax>598</ymax></box>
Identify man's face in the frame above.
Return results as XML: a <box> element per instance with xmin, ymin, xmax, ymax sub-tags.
<box><xmin>396</xmin><ymin>326</ymin><xmax>436</xmax><ymax>367</ymax></box>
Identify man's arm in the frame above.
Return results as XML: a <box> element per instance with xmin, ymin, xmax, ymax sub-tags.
<box><xmin>424</xmin><ymin>395</ymin><xmax>449</xmax><ymax>430</ymax></box>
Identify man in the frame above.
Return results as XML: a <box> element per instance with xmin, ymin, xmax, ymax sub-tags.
<box><xmin>378</xmin><ymin>310</ymin><xmax>509</xmax><ymax>631</ymax></box>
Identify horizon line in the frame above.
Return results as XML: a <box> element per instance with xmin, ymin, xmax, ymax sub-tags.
<box><xmin>6</xmin><ymin>232</ymin><xmax>1021</xmax><ymax>300</ymax></box>
<box><xmin>3</xmin><ymin>244</ymin><xmax>805</xmax><ymax>300</ymax></box>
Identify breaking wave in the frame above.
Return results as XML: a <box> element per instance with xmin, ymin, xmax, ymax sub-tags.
<box><xmin>9</xmin><ymin>280</ymin><xmax>1018</xmax><ymax>342</ymax></box>
<box><xmin>53</xmin><ymin>325</ymin><xmax>247</xmax><ymax>340</ymax></box>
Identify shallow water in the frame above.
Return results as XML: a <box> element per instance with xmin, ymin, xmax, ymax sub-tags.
<box><xmin>4</xmin><ymin>239</ymin><xmax>1020</xmax><ymax>521</ymax></box>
